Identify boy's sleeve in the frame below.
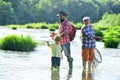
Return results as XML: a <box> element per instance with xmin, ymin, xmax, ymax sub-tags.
<box><xmin>49</xmin><ymin>43</ymin><xmax>54</xmax><ymax>49</ymax></box>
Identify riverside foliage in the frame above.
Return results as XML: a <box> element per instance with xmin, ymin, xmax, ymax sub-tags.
<box><xmin>0</xmin><ymin>0</ymin><xmax>120</xmax><ymax>24</ymax></box>
<box><xmin>0</xmin><ymin>35</ymin><xmax>37</xmax><ymax>51</ymax></box>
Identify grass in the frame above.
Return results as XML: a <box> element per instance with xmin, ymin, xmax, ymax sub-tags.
<box><xmin>0</xmin><ymin>35</ymin><xmax>37</xmax><ymax>52</ymax></box>
<box><xmin>7</xmin><ymin>22</ymin><xmax>82</xmax><ymax>30</ymax></box>
<box><xmin>103</xmin><ymin>27</ymin><xmax>120</xmax><ymax>48</ymax></box>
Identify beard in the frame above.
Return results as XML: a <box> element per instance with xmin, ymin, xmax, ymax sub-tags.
<box><xmin>60</xmin><ymin>19</ymin><xmax>65</xmax><ymax>22</ymax></box>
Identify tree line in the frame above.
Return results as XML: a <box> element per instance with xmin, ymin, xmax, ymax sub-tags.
<box><xmin>0</xmin><ymin>0</ymin><xmax>120</xmax><ymax>25</ymax></box>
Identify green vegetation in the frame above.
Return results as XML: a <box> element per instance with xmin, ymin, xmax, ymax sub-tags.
<box><xmin>0</xmin><ymin>35</ymin><xmax>37</xmax><ymax>51</ymax></box>
<box><xmin>98</xmin><ymin>13</ymin><xmax>120</xmax><ymax>27</ymax></box>
<box><xmin>93</xmin><ymin>13</ymin><xmax>120</xmax><ymax>48</ymax></box>
<box><xmin>103</xmin><ymin>27</ymin><xmax>120</xmax><ymax>48</ymax></box>
<box><xmin>104</xmin><ymin>39</ymin><xmax>119</xmax><ymax>48</ymax></box>
<box><xmin>1</xmin><ymin>0</ymin><xmax>120</xmax><ymax>48</ymax></box>
<box><xmin>0</xmin><ymin>0</ymin><xmax>120</xmax><ymax>24</ymax></box>
<box><xmin>94</xmin><ymin>27</ymin><xmax>103</xmax><ymax>37</ymax></box>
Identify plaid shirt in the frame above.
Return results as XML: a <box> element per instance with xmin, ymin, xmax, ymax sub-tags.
<box><xmin>59</xmin><ymin>19</ymin><xmax>72</xmax><ymax>44</ymax></box>
<box><xmin>81</xmin><ymin>25</ymin><xmax>96</xmax><ymax>48</ymax></box>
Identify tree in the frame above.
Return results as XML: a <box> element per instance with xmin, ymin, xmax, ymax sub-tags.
<box><xmin>0</xmin><ymin>0</ymin><xmax>17</xmax><ymax>24</ymax></box>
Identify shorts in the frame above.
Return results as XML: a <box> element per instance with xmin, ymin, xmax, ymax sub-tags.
<box><xmin>51</xmin><ymin>57</ymin><xmax>60</xmax><ymax>67</ymax></box>
<box><xmin>82</xmin><ymin>48</ymin><xmax>94</xmax><ymax>61</ymax></box>
<box><xmin>61</xmin><ymin>43</ymin><xmax>71</xmax><ymax>57</ymax></box>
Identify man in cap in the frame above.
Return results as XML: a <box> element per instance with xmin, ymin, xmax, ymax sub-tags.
<box><xmin>57</xmin><ymin>11</ymin><xmax>73</xmax><ymax>70</ymax></box>
<box><xmin>81</xmin><ymin>16</ymin><xmax>102</xmax><ymax>76</ymax></box>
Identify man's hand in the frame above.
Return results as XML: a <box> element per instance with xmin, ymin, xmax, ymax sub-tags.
<box><xmin>60</xmin><ymin>33</ymin><xmax>65</xmax><ymax>37</ymax></box>
<box><xmin>94</xmin><ymin>36</ymin><xmax>103</xmax><ymax>40</ymax></box>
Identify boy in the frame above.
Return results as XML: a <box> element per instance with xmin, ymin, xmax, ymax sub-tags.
<box><xmin>47</xmin><ymin>35</ymin><xmax>63</xmax><ymax>71</ymax></box>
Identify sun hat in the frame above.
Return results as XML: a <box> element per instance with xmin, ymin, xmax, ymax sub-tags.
<box><xmin>83</xmin><ymin>16</ymin><xmax>90</xmax><ymax>21</ymax></box>
<box><xmin>57</xmin><ymin>11</ymin><xmax>68</xmax><ymax>16</ymax></box>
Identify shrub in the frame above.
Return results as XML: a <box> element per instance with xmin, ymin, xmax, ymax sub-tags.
<box><xmin>12</xmin><ymin>27</ymin><xmax>17</xmax><ymax>30</ymax></box>
<box><xmin>104</xmin><ymin>39</ymin><xmax>119</xmax><ymax>48</ymax></box>
<box><xmin>7</xmin><ymin>24</ymin><xmax>21</xmax><ymax>28</ymax></box>
<box><xmin>71</xmin><ymin>22</ymin><xmax>82</xmax><ymax>30</ymax></box>
<box><xmin>103</xmin><ymin>29</ymin><xmax>120</xmax><ymax>39</ymax></box>
<box><xmin>0</xmin><ymin>35</ymin><xmax>37</xmax><ymax>52</ymax></box>
<box><xmin>103</xmin><ymin>30</ymin><xmax>120</xmax><ymax>48</ymax></box>
<box><xmin>94</xmin><ymin>27</ymin><xmax>103</xmax><ymax>37</ymax></box>
<box><xmin>26</xmin><ymin>25</ymin><xmax>34</xmax><ymax>28</ymax></box>
<box><xmin>41</xmin><ymin>25</ymin><xmax>48</xmax><ymax>29</ymax></box>
<box><xmin>49</xmin><ymin>28</ymin><xmax>55</xmax><ymax>31</ymax></box>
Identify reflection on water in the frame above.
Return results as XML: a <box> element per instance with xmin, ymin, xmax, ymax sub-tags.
<box><xmin>51</xmin><ymin>69</ymin><xmax>60</xmax><ymax>80</ymax></box>
<box><xmin>66</xmin><ymin>69</ymin><xmax>73</xmax><ymax>80</ymax></box>
<box><xmin>50</xmin><ymin>69</ymin><xmax>73</xmax><ymax>80</ymax></box>
<box><xmin>81</xmin><ymin>69</ymin><xmax>93</xmax><ymax>80</ymax></box>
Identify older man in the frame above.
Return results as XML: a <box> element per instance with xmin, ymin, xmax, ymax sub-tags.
<box><xmin>81</xmin><ymin>16</ymin><xmax>102</xmax><ymax>76</ymax></box>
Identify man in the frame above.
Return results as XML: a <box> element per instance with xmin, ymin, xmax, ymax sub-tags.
<box><xmin>81</xmin><ymin>16</ymin><xmax>102</xmax><ymax>76</ymax></box>
<box><xmin>57</xmin><ymin>11</ymin><xmax>73</xmax><ymax>70</ymax></box>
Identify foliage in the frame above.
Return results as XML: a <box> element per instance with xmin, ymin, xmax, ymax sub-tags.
<box><xmin>98</xmin><ymin>13</ymin><xmax>120</xmax><ymax>27</ymax></box>
<box><xmin>104</xmin><ymin>39</ymin><xmax>119</xmax><ymax>48</ymax></box>
<box><xmin>0</xmin><ymin>35</ymin><xmax>37</xmax><ymax>51</ymax></box>
<box><xmin>103</xmin><ymin>27</ymin><xmax>120</xmax><ymax>48</ymax></box>
<box><xmin>72</xmin><ymin>22</ymin><xmax>83</xmax><ymax>30</ymax></box>
<box><xmin>7</xmin><ymin>24</ymin><xmax>22</xmax><ymax>29</ymax></box>
<box><xmin>1</xmin><ymin>0</ymin><xmax>120</xmax><ymax>24</ymax></box>
<box><xmin>0</xmin><ymin>0</ymin><xmax>17</xmax><ymax>24</ymax></box>
<box><xmin>94</xmin><ymin>27</ymin><xmax>103</xmax><ymax>37</ymax></box>
<box><xmin>12</xmin><ymin>27</ymin><xmax>17</xmax><ymax>30</ymax></box>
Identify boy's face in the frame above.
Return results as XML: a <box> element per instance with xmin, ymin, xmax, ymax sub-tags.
<box><xmin>54</xmin><ymin>37</ymin><xmax>61</xmax><ymax>42</ymax></box>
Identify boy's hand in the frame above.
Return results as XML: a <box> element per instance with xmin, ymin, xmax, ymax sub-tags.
<box><xmin>47</xmin><ymin>41</ymin><xmax>50</xmax><ymax>46</ymax></box>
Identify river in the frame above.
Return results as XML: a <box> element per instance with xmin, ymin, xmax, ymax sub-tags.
<box><xmin>0</xmin><ymin>27</ymin><xmax>120</xmax><ymax>80</ymax></box>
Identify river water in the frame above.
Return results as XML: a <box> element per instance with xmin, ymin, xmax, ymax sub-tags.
<box><xmin>0</xmin><ymin>27</ymin><xmax>120</xmax><ymax>80</ymax></box>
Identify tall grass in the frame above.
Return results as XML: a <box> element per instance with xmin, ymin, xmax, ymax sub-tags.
<box><xmin>103</xmin><ymin>27</ymin><xmax>120</xmax><ymax>48</ymax></box>
<box><xmin>0</xmin><ymin>35</ymin><xmax>37</xmax><ymax>52</ymax></box>
<box><xmin>7</xmin><ymin>22</ymin><xmax>83</xmax><ymax>30</ymax></box>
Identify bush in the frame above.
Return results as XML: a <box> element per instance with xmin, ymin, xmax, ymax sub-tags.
<box><xmin>94</xmin><ymin>27</ymin><xmax>103</xmax><ymax>37</ymax></box>
<box><xmin>49</xmin><ymin>28</ymin><xmax>55</xmax><ymax>31</ymax></box>
<box><xmin>26</xmin><ymin>25</ymin><xmax>34</xmax><ymax>29</ymax></box>
<box><xmin>12</xmin><ymin>27</ymin><xmax>17</xmax><ymax>30</ymax></box>
<box><xmin>75</xmin><ymin>23</ymin><xmax>83</xmax><ymax>30</ymax></box>
<box><xmin>103</xmin><ymin>29</ymin><xmax>120</xmax><ymax>39</ymax></box>
<box><xmin>0</xmin><ymin>35</ymin><xmax>37</xmax><ymax>51</ymax></box>
<box><xmin>103</xmin><ymin>30</ymin><xmax>120</xmax><ymax>48</ymax></box>
<box><xmin>41</xmin><ymin>25</ymin><xmax>48</xmax><ymax>29</ymax></box>
<box><xmin>104</xmin><ymin>39</ymin><xmax>119</xmax><ymax>48</ymax></box>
